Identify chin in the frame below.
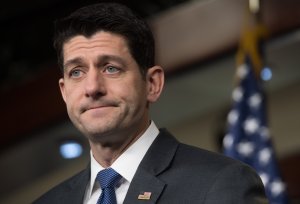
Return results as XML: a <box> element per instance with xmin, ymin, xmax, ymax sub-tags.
<box><xmin>83</xmin><ymin>125</ymin><xmax>115</xmax><ymax>138</ymax></box>
<box><xmin>87</xmin><ymin>130</ymin><xmax>122</xmax><ymax>145</ymax></box>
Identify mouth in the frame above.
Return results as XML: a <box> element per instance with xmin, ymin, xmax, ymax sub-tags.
<box><xmin>81</xmin><ymin>106</ymin><xmax>113</xmax><ymax>117</ymax></box>
<box><xmin>87</xmin><ymin>105</ymin><xmax>111</xmax><ymax>111</ymax></box>
<box><xmin>81</xmin><ymin>103</ymin><xmax>118</xmax><ymax>114</ymax></box>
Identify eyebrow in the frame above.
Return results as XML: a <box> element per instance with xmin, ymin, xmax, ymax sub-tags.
<box><xmin>63</xmin><ymin>57</ymin><xmax>85</xmax><ymax>71</ymax></box>
<box><xmin>96</xmin><ymin>55</ymin><xmax>127</xmax><ymax>67</ymax></box>
<box><xmin>63</xmin><ymin>55</ymin><xmax>127</xmax><ymax>71</ymax></box>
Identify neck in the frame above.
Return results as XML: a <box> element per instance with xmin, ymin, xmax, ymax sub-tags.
<box><xmin>89</xmin><ymin>120</ymin><xmax>151</xmax><ymax>168</ymax></box>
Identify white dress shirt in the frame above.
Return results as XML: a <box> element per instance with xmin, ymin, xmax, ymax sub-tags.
<box><xmin>83</xmin><ymin>121</ymin><xmax>159</xmax><ymax>204</ymax></box>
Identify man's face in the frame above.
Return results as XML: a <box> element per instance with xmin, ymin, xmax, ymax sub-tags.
<box><xmin>59</xmin><ymin>31</ymin><xmax>163</xmax><ymax>144</ymax></box>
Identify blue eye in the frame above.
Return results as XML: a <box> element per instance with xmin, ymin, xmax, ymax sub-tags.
<box><xmin>70</xmin><ymin>70</ymin><xmax>82</xmax><ymax>77</ymax></box>
<box><xmin>105</xmin><ymin>66</ymin><xmax>119</xmax><ymax>74</ymax></box>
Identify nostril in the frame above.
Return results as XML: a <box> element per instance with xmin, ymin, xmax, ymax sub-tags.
<box><xmin>84</xmin><ymin>73</ymin><xmax>106</xmax><ymax>98</ymax></box>
<box><xmin>85</xmin><ymin>90</ymin><xmax>105</xmax><ymax>99</ymax></box>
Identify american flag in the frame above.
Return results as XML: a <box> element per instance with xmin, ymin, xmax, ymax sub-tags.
<box><xmin>223</xmin><ymin>56</ymin><xmax>289</xmax><ymax>203</ymax></box>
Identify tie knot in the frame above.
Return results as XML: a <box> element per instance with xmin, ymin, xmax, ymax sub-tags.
<box><xmin>97</xmin><ymin>168</ymin><xmax>121</xmax><ymax>189</ymax></box>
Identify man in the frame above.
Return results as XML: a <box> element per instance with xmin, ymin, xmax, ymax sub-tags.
<box><xmin>34</xmin><ymin>2</ymin><xmax>267</xmax><ymax>204</ymax></box>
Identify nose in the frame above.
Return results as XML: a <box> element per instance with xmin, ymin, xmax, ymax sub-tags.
<box><xmin>84</xmin><ymin>68</ymin><xmax>106</xmax><ymax>99</ymax></box>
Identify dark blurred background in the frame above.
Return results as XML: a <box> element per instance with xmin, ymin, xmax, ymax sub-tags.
<box><xmin>1</xmin><ymin>0</ymin><xmax>300</xmax><ymax>203</ymax></box>
<box><xmin>0</xmin><ymin>0</ymin><xmax>188</xmax><ymax>92</ymax></box>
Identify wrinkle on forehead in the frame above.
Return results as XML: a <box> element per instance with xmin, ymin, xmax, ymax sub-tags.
<box><xmin>62</xmin><ymin>31</ymin><xmax>139</xmax><ymax>72</ymax></box>
<box><xmin>63</xmin><ymin>32</ymin><xmax>126</xmax><ymax>53</ymax></box>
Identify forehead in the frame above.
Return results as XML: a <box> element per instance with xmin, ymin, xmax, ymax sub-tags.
<box><xmin>62</xmin><ymin>31</ymin><xmax>130</xmax><ymax>60</ymax></box>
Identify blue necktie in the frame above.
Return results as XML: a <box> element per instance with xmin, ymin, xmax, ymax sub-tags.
<box><xmin>96</xmin><ymin>168</ymin><xmax>122</xmax><ymax>204</ymax></box>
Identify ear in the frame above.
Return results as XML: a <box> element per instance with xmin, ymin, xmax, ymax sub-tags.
<box><xmin>146</xmin><ymin>65</ymin><xmax>164</xmax><ymax>103</ymax></box>
<box><xmin>59</xmin><ymin>78</ymin><xmax>67</xmax><ymax>103</ymax></box>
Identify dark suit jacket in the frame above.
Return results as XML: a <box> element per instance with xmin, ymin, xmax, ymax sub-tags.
<box><xmin>33</xmin><ymin>129</ymin><xmax>267</xmax><ymax>204</ymax></box>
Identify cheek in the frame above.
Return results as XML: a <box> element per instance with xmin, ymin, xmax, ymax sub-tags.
<box><xmin>129</xmin><ymin>84</ymin><xmax>148</xmax><ymax>109</ymax></box>
<box><xmin>65</xmin><ymin>97</ymin><xmax>82</xmax><ymax>127</ymax></box>
<box><xmin>65</xmin><ymin>97</ymin><xmax>76</xmax><ymax>117</ymax></box>
<box><xmin>122</xmin><ymin>79</ymin><xmax>146</xmax><ymax>100</ymax></box>
<box><xmin>63</xmin><ymin>88</ymin><xmax>80</xmax><ymax>114</ymax></box>
<box><xmin>112</xmin><ymin>81</ymin><xmax>145</xmax><ymax>111</ymax></box>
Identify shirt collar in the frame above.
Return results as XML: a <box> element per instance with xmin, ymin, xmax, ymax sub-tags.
<box><xmin>89</xmin><ymin>121</ymin><xmax>159</xmax><ymax>195</ymax></box>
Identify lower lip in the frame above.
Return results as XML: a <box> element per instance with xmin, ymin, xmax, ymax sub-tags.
<box><xmin>86</xmin><ymin>106</ymin><xmax>112</xmax><ymax>116</ymax></box>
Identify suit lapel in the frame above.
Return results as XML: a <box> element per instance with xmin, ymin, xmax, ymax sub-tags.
<box><xmin>123</xmin><ymin>168</ymin><xmax>165</xmax><ymax>204</ymax></box>
<box><xmin>65</xmin><ymin>165</ymin><xmax>90</xmax><ymax>204</ymax></box>
<box><xmin>123</xmin><ymin>129</ymin><xmax>179</xmax><ymax>204</ymax></box>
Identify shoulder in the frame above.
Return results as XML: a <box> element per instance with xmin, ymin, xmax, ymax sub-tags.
<box><xmin>157</xmin><ymin>129</ymin><xmax>252</xmax><ymax>172</ymax></box>
<box><xmin>33</xmin><ymin>168</ymin><xmax>89</xmax><ymax>204</ymax></box>
<box><xmin>176</xmin><ymin>142</ymin><xmax>260</xmax><ymax>176</ymax></box>
<box><xmin>177</xmin><ymin>142</ymin><xmax>240</xmax><ymax>166</ymax></box>
<box><xmin>152</xmin><ymin>130</ymin><xmax>267</xmax><ymax>202</ymax></box>
<box><xmin>166</xmin><ymin>141</ymin><xmax>267</xmax><ymax>203</ymax></box>
<box><xmin>180</xmin><ymin>145</ymin><xmax>268</xmax><ymax>203</ymax></box>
